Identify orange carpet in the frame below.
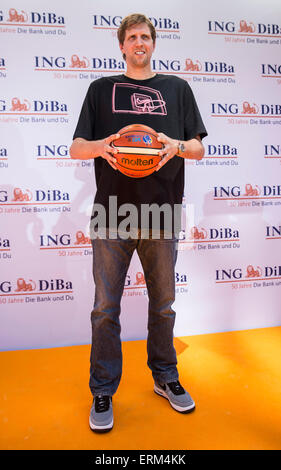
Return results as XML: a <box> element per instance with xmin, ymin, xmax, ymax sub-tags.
<box><xmin>0</xmin><ymin>326</ymin><xmax>280</xmax><ymax>450</ymax></box>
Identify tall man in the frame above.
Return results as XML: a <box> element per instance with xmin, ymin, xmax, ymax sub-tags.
<box><xmin>70</xmin><ymin>13</ymin><xmax>207</xmax><ymax>433</ymax></box>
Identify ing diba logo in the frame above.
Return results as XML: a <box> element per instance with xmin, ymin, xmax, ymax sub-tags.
<box><xmin>189</xmin><ymin>226</ymin><xmax>207</xmax><ymax>240</ymax></box>
<box><xmin>183</xmin><ymin>58</ymin><xmax>235</xmax><ymax>75</ymax></box>
<box><xmin>7</xmin><ymin>8</ymin><xmax>27</xmax><ymax>22</ymax></box>
<box><xmin>208</xmin><ymin>19</ymin><xmax>281</xmax><ymax>36</ymax></box>
<box><xmin>134</xmin><ymin>272</ymin><xmax>146</xmax><ymax>286</ymax></box>
<box><xmin>0</xmin><ymin>278</ymin><xmax>73</xmax><ymax>295</ymax></box>
<box><xmin>0</xmin><ymin>187</ymin><xmax>70</xmax><ymax>205</ymax></box>
<box><xmin>74</xmin><ymin>231</ymin><xmax>91</xmax><ymax>245</ymax></box>
<box><xmin>214</xmin><ymin>183</ymin><xmax>281</xmax><ymax>199</ymax></box>
<box><xmin>39</xmin><ymin>230</ymin><xmax>91</xmax><ymax>249</ymax></box>
<box><xmin>184</xmin><ymin>59</ymin><xmax>202</xmax><ymax>72</ymax></box>
<box><xmin>238</xmin><ymin>20</ymin><xmax>255</xmax><ymax>33</ymax></box>
<box><xmin>246</xmin><ymin>265</ymin><xmax>262</xmax><ymax>278</ymax></box>
<box><xmin>242</xmin><ymin>102</ymin><xmax>259</xmax><ymax>114</ymax></box>
<box><xmin>0</xmin><ymin>97</ymin><xmax>68</xmax><ymax>114</ymax></box>
<box><xmin>3</xmin><ymin>8</ymin><xmax>65</xmax><ymax>25</ymax></box>
<box><xmin>216</xmin><ymin>264</ymin><xmax>281</xmax><ymax>283</ymax></box>
<box><xmin>184</xmin><ymin>226</ymin><xmax>239</xmax><ymax>242</ymax></box>
<box><xmin>244</xmin><ymin>184</ymin><xmax>261</xmax><ymax>197</ymax></box>
<box><xmin>15</xmin><ymin>278</ymin><xmax>36</xmax><ymax>292</ymax></box>
<box><xmin>10</xmin><ymin>98</ymin><xmax>30</xmax><ymax>112</ymax></box>
<box><xmin>12</xmin><ymin>188</ymin><xmax>32</xmax><ymax>201</ymax></box>
<box><xmin>70</xmin><ymin>55</ymin><xmax>89</xmax><ymax>69</ymax></box>
<box><xmin>211</xmin><ymin>101</ymin><xmax>281</xmax><ymax>116</ymax></box>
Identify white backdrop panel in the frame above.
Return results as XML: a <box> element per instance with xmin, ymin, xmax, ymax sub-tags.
<box><xmin>0</xmin><ymin>0</ymin><xmax>281</xmax><ymax>350</ymax></box>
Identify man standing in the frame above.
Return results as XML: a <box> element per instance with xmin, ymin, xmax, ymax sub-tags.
<box><xmin>70</xmin><ymin>13</ymin><xmax>207</xmax><ymax>433</ymax></box>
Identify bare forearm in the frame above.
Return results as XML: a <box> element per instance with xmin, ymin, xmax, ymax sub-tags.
<box><xmin>179</xmin><ymin>137</ymin><xmax>205</xmax><ymax>161</ymax></box>
<box><xmin>70</xmin><ymin>134</ymin><xmax>120</xmax><ymax>170</ymax></box>
<box><xmin>156</xmin><ymin>133</ymin><xmax>205</xmax><ymax>171</ymax></box>
<box><xmin>69</xmin><ymin>138</ymin><xmax>102</xmax><ymax>160</ymax></box>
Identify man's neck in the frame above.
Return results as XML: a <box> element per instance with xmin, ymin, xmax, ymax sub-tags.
<box><xmin>124</xmin><ymin>68</ymin><xmax>156</xmax><ymax>80</ymax></box>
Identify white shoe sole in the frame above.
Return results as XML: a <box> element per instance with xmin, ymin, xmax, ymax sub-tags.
<box><xmin>89</xmin><ymin>416</ymin><xmax>114</xmax><ymax>433</ymax></box>
<box><xmin>154</xmin><ymin>384</ymin><xmax>195</xmax><ymax>413</ymax></box>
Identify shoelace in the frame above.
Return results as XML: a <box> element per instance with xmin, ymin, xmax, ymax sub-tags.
<box><xmin>167</xmin><ymin>381</ymin><xmax>185</xmax><ymax>395</ymax></box>
<box><xmin>95</xmin><ymin>395</ymin><xmax>110</xmax><ymax>413</ymax></box>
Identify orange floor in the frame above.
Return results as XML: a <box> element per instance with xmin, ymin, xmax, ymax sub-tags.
<box><xmin>0</xmin><ymin>326</ymin><xmax>280</xmax><ymax>450</ymax></box>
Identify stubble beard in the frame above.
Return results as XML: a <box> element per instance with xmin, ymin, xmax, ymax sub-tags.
<box><xmin>129</xmin><ymin>51</ymin><xmax>151</xmax><ymax>69</ymax></box>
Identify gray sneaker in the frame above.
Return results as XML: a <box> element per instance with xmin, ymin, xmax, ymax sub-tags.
<box><xmin>89</xmin><ymin>395</ymin><xmax>113</xmax><ymax>433</ymax></box>
<box><xmin>154</xmin><ymin>380</ymin><xmax>195</xmax><ymax>413</ymax></box>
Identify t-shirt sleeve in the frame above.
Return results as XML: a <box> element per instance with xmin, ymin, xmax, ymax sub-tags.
<box><xmin>73</xmin><ymin>83</ymin><xmax>95</xmax><ymax>141</ymax></box>
<box><xmin>183</xmin><ymin>83</ymin><xmax>208</xmax><ymax>141</ymax></box>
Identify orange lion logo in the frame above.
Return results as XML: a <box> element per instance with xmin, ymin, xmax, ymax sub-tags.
<box><xmin>15</xmin><ymin>278</ymin><xmax>36</xmax><ymax>292</ymax></box>
<box><xmin>184</xmin><ymin>58</ymin><xmax>202</xmax><ymax>72</ymax></box>
<box><xmin>12</xmin><ymin>188</ymin><xmax>32</xmax><ymax>202</ymax></box>
<box><xmin>74</xmin><ymin>230</ymin><xmax>91</xmax><ymax>245</ymax></box>
<box><xmin>244</xmin><ymin>184</ymin><xmax>261</xmax><ymax>197</ymax></box>
<box><xmin>246</xmin><ymin>265</ymin><xmax>262</xmax><ymax>278</ymax></box>
<box><xmin>242</xmin><ymin>101</ymin><xmax>258</xmax><ymax>114</ymax></box>
<box><xmin>7</xmin><ymin>8</ymin><xmax>28</xmax><ymax>22</ymax></box>
<box><xmin>238</xmin><ymin>20</ymin><xmax>255</xmax><ymax>33</ymax></box>
<box><xmin>189</xmin><ymin>226</ymin><xmax>207</xmax><ymax>240</ymax></box>
<box><xmin>70</xmin><ymin>55</ymin><xmax>89</xmax><ymax>68</ymax></box>
<box><xmin>10</xmin><ymin>98</ymin><xmax>30</xmax><ymax>112</ymax></box>
<box><xmin>134</xmin><ymin>272</ymin><xmax>146</xmax><ymax>286</ymax></box>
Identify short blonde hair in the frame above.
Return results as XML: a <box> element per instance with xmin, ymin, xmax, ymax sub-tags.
<box><xmin>117</xmin><ymin>13</ymin><xmax>156</xmax><ymax>45</ymax></box>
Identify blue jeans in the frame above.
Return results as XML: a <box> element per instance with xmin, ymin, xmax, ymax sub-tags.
<box><xmin>89</xmin><ymin>235</ymin><xmax>179</xmax><ymax>396</ymax></box>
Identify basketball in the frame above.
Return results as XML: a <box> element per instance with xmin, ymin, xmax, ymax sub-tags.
<box><xmin>111</xmin><ymin>124</ymin><xmax>163</xmax><ymax>178</ymax></box>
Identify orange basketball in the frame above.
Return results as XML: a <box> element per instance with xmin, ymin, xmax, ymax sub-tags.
<box><xmin>111</xmin><ymin>124</ymin><xmax>163</xmax><ymax>178</ymax></box>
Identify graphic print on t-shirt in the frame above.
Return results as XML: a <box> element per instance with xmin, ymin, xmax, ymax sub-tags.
<box><xmin>112</xmin><ymin>83</ymin><xmax>167</xmax><ymax>115</ymax></box>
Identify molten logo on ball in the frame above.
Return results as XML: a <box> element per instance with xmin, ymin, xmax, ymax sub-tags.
<box><xmin>121</xmin><ymin>157</ymin><xmax>154</xmax><ymax>167</ymax></box>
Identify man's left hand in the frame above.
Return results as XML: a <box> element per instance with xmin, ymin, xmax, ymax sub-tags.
<box><xmin>156</xmin><ymin>133</ymin><xmax>178</xmax><ymax>171</ymax></box>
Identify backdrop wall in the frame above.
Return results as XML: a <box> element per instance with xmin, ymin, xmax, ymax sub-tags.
<box><xmin>1</xmin><ymin>0</ymin><xmax>281</xmax><ymax>350</ymax></box>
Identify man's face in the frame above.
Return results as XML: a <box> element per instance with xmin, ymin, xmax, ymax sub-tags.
<box><xmin>119</xmin><ymin>23</ymin><xmax>155</xmax><ymax>69</ymax></box>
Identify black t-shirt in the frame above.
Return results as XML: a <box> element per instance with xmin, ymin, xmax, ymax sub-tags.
<box><xmin>73</xmin><ymin>73</ymin><xmax>207</xmax><ymax>230</ymax></box>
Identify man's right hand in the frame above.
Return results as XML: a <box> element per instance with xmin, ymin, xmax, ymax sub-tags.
<box><xmin>70</xmin><ymin>134</ymin><xmax>120</xmax><ymax>170</ymax></box>
<box><xmin>100</xmin><ymin>133</ymin><xmax>120</xmax><ymax>170</ymax></box>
